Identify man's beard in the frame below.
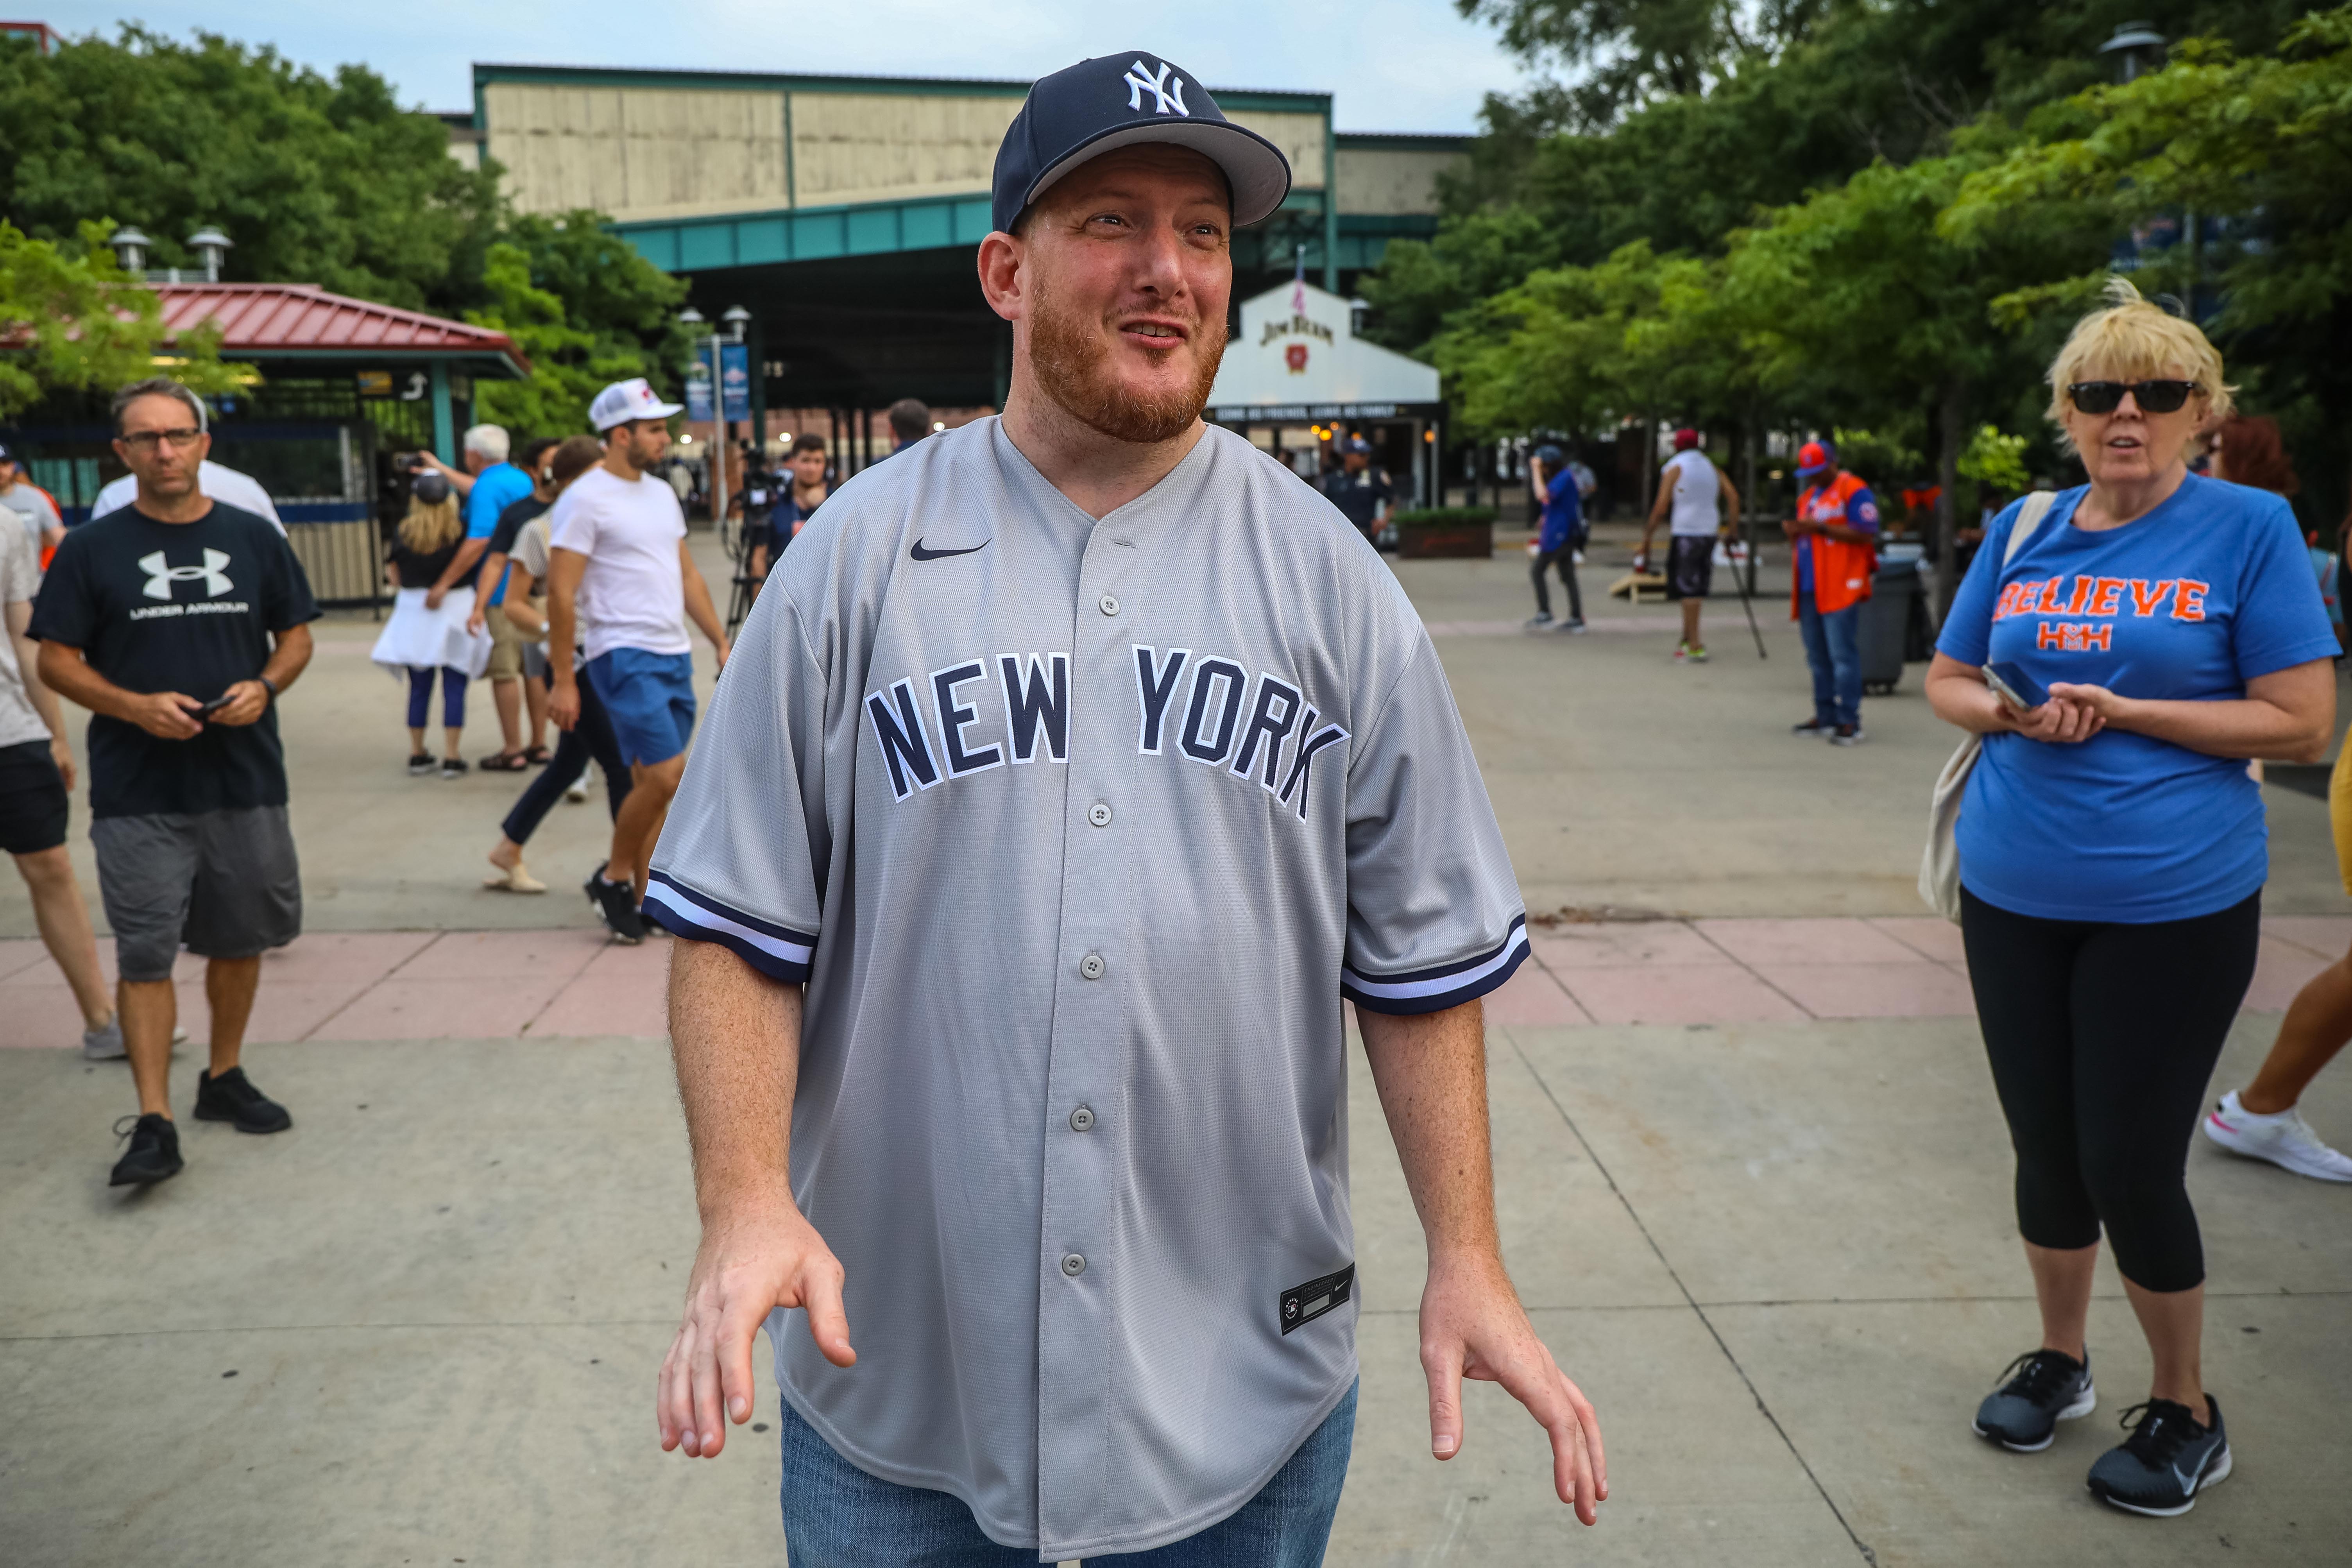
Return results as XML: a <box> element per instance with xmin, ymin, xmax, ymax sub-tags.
<box><xmin>1028</xmin><ymin>280</ymin><xmax>1228</xmax><ymax>445</ymax></box>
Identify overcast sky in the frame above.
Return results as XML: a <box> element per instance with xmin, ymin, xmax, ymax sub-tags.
<box><xmin>41</xmin><ymin>1</ymin><xmax>1529</xmax><ymax>132</ymax></box>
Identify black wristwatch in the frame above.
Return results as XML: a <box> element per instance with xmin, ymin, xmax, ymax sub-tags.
<box><xmin>258</xmin><ymin>676</ymin><xmax>280</xmax><ymax>701</ymax></box>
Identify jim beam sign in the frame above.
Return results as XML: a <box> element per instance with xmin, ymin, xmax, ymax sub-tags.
<box><xmin>1262</xmin><ymin>309</ymin><xmax>1334</xmax><ymax>375</ymax></box>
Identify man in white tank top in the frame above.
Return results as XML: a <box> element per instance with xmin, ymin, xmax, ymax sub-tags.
<box><xmin>1642</xmin><ymin>428</ymin><xmax>1741</xmax><ymax>662</ymax></box>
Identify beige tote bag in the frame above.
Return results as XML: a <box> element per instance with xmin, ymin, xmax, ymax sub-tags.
<box><xmin>1919</xmin><ymin>489</ymin><xmax>2059</xmax><ymax>921</ymax></box>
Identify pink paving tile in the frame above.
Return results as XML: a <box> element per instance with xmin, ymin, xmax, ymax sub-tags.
<box><xmin>579</xmin><ymin>938</ymin><xmax>677</xmax><ymax>982</ymax></box>
<box><xmin>1529</xmin><ymin>922</ymin><xmax>1729</xmax><ymax>969</ymax></box>
<box><xmin>1866</xmin><ymin>916</ymin><xmax>1968</xmax><ymax>965</ymax></box>
<box><xmin>0</xmin><ymin>938</ymin><xmax>50</xmax><ymax>982</ymax></box>
<box><xmin>1751</xmin><ymin>961</ymin><xmax>1977</xmax><ymax>1020</ymax></box>
<box><xmin>527</xmin><ymin>968</ymin><xmax>672</xmax><ymax>1038</ymax></box>
<box><xmin>391</xmin><ymin>929</ymin><xmax>607</xmax><ymax>983</ymax></box>
<box><xmin>2243</xmin><ymin>936</ymin><xmax>2332</xmax><ymax>1012</ymax></box>
<box><xmin>2262</xmin><ymin>916</ymin><xmax>2352</xmax><ymax>961</ymax></box>
<box><xmin>1693</xmin><ymin>917</ymin><xmax>1922</xmax><ymax>967</ymax></box>
<box><xmin>1477</xmin><ymin>962</ymin><xmax>1592</xmax><ymax>1027</ymax></box>
<box><xmin>308</xmin><ymin>972</ymin><xmax>571</xmax><ymax>1041</ymax></box>
<box><xmin>0</xmin><ymin>980</ymin><xmax>97</xmax><ymax>1047</ymax></box>
<box><xmin>1556</xmin><ymin>965</ymin><xmax>1808</xmax><ymax>1027</ymax></box>
<box><xmin>256</xmin><ymin>931</ymin><xmax>440</xmax><ymax>983</ymax></box>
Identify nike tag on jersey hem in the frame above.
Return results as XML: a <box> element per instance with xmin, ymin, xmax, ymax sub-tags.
<box><xmin>1280</xmin><ymin>1264</ymin><xmax>1354</xmax><ymax>1334</ymax></box>
<box><xmin>911</xmin><ymin>538</ymin><xmax>990</xmax><ymax>561</ymax></box>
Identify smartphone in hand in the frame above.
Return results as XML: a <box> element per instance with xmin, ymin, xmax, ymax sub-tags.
<box><xmin>1983</xmin><ymin>660</ymin><xmax>2050</xmax><ymax>712</ymax></box>
<box><xmin>196</xmin><ymin>691</ymin><xmax>238</xmax><ymax>721</ymax></box>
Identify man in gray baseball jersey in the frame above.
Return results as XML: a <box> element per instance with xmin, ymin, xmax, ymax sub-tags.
<box><xmin>646</xmin><ymin>51</ymin><xmax>1606</xmax><ymax>1564</ymax></box>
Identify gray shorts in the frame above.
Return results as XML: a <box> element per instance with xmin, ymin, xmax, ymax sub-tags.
<box><xmin>91</xmin><ymin>806</ymin><xmax>302</xmax><ymax>982</ymax></box>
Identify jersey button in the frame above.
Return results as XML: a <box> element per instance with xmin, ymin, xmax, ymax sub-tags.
<box><xmin>1069</xmin><ymin>1104</ymin><xmax>1095</xmax><ymax>1132</ymax></box>
<box><xmin>1061</xmin><ymin>1252</ymin><xmax>1087</xmax><ymax>1277</ymax></box>
<box><xmin>1098</xmin><ymin>594</ymin><xmax>1120</xmax><ymax>616</ymax></box>
<box><xmin>1087</xmin><ymin>801</ymin><xmax>1112</xmax><ymax>828</ymax></box>
<box><xmin>1079</xmin><ymin>953</ymin><xmax>1106</xmax><ymax>981</ymax></box>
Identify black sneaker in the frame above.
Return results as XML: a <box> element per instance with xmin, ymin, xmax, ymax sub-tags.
<box><xmin>407</xmin><ymin>752</ymin><xmax>434</xmax><ymax>776</ymax></box>
<box><xmin>584</xmin><ymin>865</ymin><xmax>646</xmax><ymax>944</ymax></box>
<box><xmin>439</xmin><ymin>756</ymin><xmax>469</xmax><ymax>779</ymax></box>
<box><xmin>1829</xmin><ymin>724</ymin><xmax>1866</xmax><ymax>746</ymax></box>
<box><xmin>1792</xmin><ymin>718</ymin><xmax>1833</xmax><ymax>737</ymax></box>
<box><xmin>2087</xmin><ymin>1397</ymin><xmax>2231</xmax><ymax>1516</ymax></box>
<box><xmin>193</xmin><ymin>1066</ymin><xmax>292</xmax><ymax>1134</ymax></box>
<box><xmin>1972</xmin><ymin>1349</ymin><xmax>2095</xmax><ymax>1452</ymax></box>
<box><xmin>109</xmin><ymin>1113</ymin><xmax>183</xmax><ymax>1186</ymax></box>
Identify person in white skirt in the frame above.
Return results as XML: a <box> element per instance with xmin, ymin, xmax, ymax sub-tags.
<box><xmin>371</xmin><ymin>471</ymin><xmax>492</xmax><ymax>778</ymax></box>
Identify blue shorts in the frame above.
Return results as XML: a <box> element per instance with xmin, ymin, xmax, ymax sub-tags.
<box><xmin>585</xmin><ymin>648</ymin><xmax>697</xmax><ymax>766</ymax></box>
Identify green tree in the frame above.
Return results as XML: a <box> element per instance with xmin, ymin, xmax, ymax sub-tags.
<box><xmin>466</xmin><ymin>221</ymin><xmax>689</xmax><ymax>435</ymax></box>
<box><xmin>1943</xmin><ymin>5</ymin><xmax>2352</xmax><ymax>520</ymax></box>
<box><xmin>0</xmin><ymin>218</ymin><xmax>237</xmax><ymax>420</ymax></box>
<box><xmin>0</xmin><ymin>27</ymin><xmax>501</xmax><ymax>312</ymax></box>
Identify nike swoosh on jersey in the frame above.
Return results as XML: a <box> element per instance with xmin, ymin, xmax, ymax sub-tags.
<box><xmin>910</xmin><ymin>538</ymin><xmax>990</xmax><ymax>561</ymax></box>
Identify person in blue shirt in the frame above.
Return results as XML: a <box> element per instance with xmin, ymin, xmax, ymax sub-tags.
<box><xmin>417</xmin><ymin>426</ymin><xmax>538</xmax><ymax>767</ymax></box>
<box><xmin>1926</xmin><ymin>279</ymin><xmax>2336</xmax><ymax>1518</ymax></box>
<box><xmin>1525</xmin><ymin>443</ymin><xmax>1585</xmax><ymax>632</ymax></box>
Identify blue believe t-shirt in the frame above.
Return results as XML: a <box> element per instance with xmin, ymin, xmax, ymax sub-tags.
<box><xmin>1936</xmin><ymin>474</ymin><xmax>2337</xmax><ymax>923</ymax></box>
<box><xmin>1538</xmin><ymin>469</ymin><xmax>1581</xmax><ymax>553</ymax></box>
<box><xmin>466</xmin><ymin>461</ymin><xmax>535</xmax><ymax>605</ymax></box>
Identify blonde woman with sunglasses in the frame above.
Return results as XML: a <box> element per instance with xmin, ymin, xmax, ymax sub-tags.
<box><xmin>1924</xmin><ymin>279</ymin><xmax>2336</xmax><ymax>1516</ymax></box>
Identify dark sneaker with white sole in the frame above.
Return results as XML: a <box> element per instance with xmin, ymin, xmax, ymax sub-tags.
<box><xmin>2087</xmin><ymin>1397</ymin><xmax>2230</xmax><ymax>1516</ymax></box>
<box><xmin>109</xmin><ymin>1112</ymin><xmax>183</xmax><ymax>1186</ymax></box>
<box><xmin>584</xmin><ymin>863</ymin><xmax>646</xmax><ymax>944</ymax></box>
<box><xmin>1972</xmin><ymin>1349</ymin><xmax>2095</xmax><ymax>1452</ymax></box>
<box><xmin>194</xmin><ymin>1066</ymin><xmax>292</xmax><ymax>1133</ymax></box>
<box><xmin>1792</xmin><ymin>717</ymin><xmax>1833</xmax><ymax>737</ymax></box>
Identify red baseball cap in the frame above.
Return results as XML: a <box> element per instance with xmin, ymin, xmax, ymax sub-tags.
<box><xmin>1795</xmin><ymin>440</ymin><xmax>1836</xmax><ymax>477</ymax></box>
<box><xmin>1672</xmin><ymin>428</ymin><xmax>1699</xmax><ymax>450</ymax></box>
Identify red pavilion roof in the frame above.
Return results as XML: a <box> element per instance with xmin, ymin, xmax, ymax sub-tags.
<box><xmin>151</xmin><ymin>283</ymin><xmax>528</xmax><ymax>372</ymax></box>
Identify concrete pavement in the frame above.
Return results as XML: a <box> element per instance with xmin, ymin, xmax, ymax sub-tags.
<box><xmin>3</xmin><ymin>523</ymin><xmax>2348</xmax><ymax>1566</ymax></box>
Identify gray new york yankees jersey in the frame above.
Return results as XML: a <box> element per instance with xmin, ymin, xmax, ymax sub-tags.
<box><xmin>647</xmin><ymin>419</ymin><xmax>1528</xmax><ymax>1559</ymax></box>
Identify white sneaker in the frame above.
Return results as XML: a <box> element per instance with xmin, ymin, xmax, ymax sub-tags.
<box><xmin>564</xmin><ymin>775</ymin><xmax>589</xmax><ymax>803</ymax></box>
<box><xmin>82</xmin><ymin>1017</ymin><xmax>125</xmax><ymax>1060</ymax></box>
<box><xmin>2203</xmin><ymin>1090</ymin><xmax>2352</xmax><ymax>1182</ymax></box>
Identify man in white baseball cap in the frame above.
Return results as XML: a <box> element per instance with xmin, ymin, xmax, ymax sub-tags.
<box><xmin>545</xmin><ymin>377</ymin><xmax>724</xmax><ymax>942</ymax></box>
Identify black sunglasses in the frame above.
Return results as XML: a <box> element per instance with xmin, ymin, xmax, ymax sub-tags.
<box><xmin>2067</xmin><ymin>379</ymin><xmax>2202</xmax><ymax>415</ymax></box>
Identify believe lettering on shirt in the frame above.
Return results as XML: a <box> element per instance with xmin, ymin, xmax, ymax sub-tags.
<box><xmin>861</xmin><ymin>643</ymin><xmax>1349</xmax><ymax>820</ymax></box>
<box><xmin>1994</xmin><ymin>573</ymin><xmax>2210</xmax><ymax>651</ymax></box>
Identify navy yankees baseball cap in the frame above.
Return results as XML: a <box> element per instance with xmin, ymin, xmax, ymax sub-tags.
<box><xmin>992</xmin><ymin>52</ymin><xmax>1291</xmax><ymax>236</ymax></box>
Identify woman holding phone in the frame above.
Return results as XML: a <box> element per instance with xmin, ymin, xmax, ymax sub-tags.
<box><xmin>1924</xmin><ymin>279</ymin><xmax>2336</xmax><ymax>1516</ymax></box>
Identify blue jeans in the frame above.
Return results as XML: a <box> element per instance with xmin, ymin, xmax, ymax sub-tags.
<box><xmin>779</xmin><ymin>1382</ymin><xmax>1357</xmax><ymax>1567</ymax></box>
<box><xmin>1797</xmin><ymin>598</ymin><xmax>1862</xmax><ymax>727</ymax></box>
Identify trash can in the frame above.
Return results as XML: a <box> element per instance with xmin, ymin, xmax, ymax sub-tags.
<box><xmin>1859</xmin><ymin>557</ymin><xmax>1922</xmax><ymax>695</ymax></box>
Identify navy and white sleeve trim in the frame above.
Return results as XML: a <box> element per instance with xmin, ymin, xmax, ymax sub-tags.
<box><xmin>1341</xmin><ymin>915</ymin><xmax>1529</xmax><ymax>1016</ymax></box>
<box><xmin>642</xmin><ymin>870</ymin><xmax>818</xmax><ymax>983</ymax></box>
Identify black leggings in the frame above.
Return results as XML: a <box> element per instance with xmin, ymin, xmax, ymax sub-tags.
<box><xmin>1959</xmin><ymin>886</ymin><xmax>2261</xmax><ymax>1293</ymax></box>
<box><xmin>499</xmin><ymin>673</ymin><xmax>632</xmax><ymax>845</ymax></box>
<box><xmin>1531</xmin><ymin>545</ymin><xmax>1582</xmax><ymax>621</ymax></box>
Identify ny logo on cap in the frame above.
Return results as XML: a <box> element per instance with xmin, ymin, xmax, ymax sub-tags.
<box><xmin>1123</xmin><ymin>59</ymin><xmax>1189</xmax><ymax>117</ymax></box>
<box><xmin>139</xmin><ymin>548</ymin><xmax>234</xmax><ymax>601</ymax></box>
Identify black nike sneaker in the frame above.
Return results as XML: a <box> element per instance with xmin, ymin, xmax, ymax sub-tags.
<box><xmin>194</xmin><ymin>1066</ymin><xmax>292</xmax><ymax>1133</ymax></box>
<box><xmin>584</xmin><ymin>863</ymin><xmax>646</xmax><ymax>945</ymax></box>
<box><xmin>1972</xmin><ymin>1348</ymin><xmax>2095</xmax><ymax>1452</ymax></box>
<box><xmin>109</xmin><ymin>1113</ymin><xmax>183</xmax><ymax>1186</ymax></box>
<box><xmin>2087</xmin><ymin>1397</ymin><xmax>2231</xmax><ymax>1516</ymax></box>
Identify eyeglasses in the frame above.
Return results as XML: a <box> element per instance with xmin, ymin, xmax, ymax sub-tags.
<box><xmin>2066</xmin><ymin>380</ymin><xmax>2202</xmax><ymax>416</ymax></box>
<box><xmin>118</xmin><ymin>428</ymin><xmax>205</xmax><ymax>452</ymax></box>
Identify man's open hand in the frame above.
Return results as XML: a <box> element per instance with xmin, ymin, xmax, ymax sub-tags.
<box><xmin>657</xmin><ymin>1200</ymin><xmax>854</xmax><ymax>1460</ymax></box>
<box><xmin>1420</xmin><ymin>1248</ymin><xmax>1607</xmax><ymax>1525</ymax></box>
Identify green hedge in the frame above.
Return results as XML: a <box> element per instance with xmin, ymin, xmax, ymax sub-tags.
<box><xmin>1390</xmin><ymin>507</ymin><xmax>1497</xmax><ymax>530</ymax></box>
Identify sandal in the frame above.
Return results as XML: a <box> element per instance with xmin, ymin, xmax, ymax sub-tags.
<box><xmin>483</xmin><ymin>859</ymin><xmax>548</xmax><ymax>893</ymax></box>
<box><xmin>523</xmin><ymin>746</ymin><xmax>551</xmax><ymax>767</ymax></box>
<box><xmin>478</xmin><ymin>750</ymin><xmax>531</xmax><ymax>772</ymax></box>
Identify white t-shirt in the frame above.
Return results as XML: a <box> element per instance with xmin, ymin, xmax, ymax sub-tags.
<box><xmin>548</xmin><ymin>465</ymin><xmax>689</xmax><ymax>663</ymax></box>
<box><xmin>91</xmin><ymin>462</ymin><xmax>286</xmax><ymax>534</ymax></box>
<box><xmin>1661</xmin><ymin>449</ymin><xmax>1722</xmax><ymax>537</ymax></box>
<box><xmin>0</xmin><ymin>526</ymin><xmax>53</xmax><ymax>749</ymax></box>
<box><xmin>1</xmin><ymin>480</ymin><xmax>62</xmax><ymax>553</ymax></box>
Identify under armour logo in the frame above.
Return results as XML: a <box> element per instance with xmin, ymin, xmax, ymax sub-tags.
<box><xmin>140</xmin><ymin>548</ymin><xmax>234</xmax><ymax>601</ymax></box>
<box><xmin>1123</xmin><ymin>59</ymin><xmax>1188</xmax><ymax>116</ymax></box>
